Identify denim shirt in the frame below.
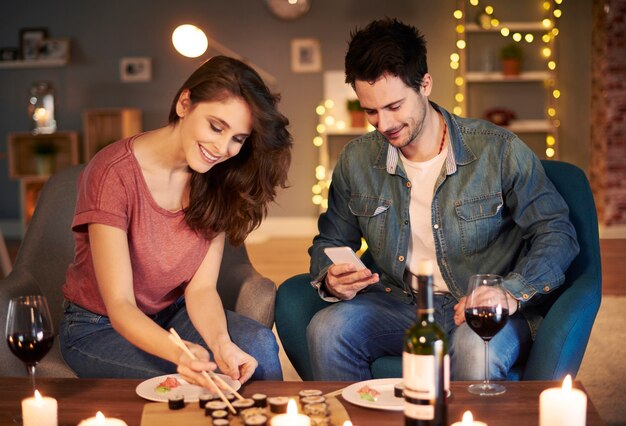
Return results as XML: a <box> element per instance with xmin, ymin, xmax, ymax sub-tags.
<box><xmin>309</xmin><ymin>103</ymin><xmax>579</xmax><ymax>338</ymax></box>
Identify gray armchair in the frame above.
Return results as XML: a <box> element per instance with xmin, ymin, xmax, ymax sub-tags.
<box><xmin>0</xmin><ymin>165</ymin><xmax>276</xmax><ymax>377</ymax></box>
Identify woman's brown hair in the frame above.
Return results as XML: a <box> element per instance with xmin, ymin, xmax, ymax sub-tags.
<box><xmin>168</xmin><ymin>56</ymin><xmax>292</xmax><ymax>245</ymax></box>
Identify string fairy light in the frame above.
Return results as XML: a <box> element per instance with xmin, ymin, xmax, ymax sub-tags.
<box><xmin>452</xmin><ymin>0</ymin><xmax>563</xmax><ymax>159</ymax></box>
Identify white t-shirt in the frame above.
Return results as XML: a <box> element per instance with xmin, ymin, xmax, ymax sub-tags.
<box><xmin>400</xmin><ymin>147</ymin><xmax>449</xmax><ymax>293</ymax></box>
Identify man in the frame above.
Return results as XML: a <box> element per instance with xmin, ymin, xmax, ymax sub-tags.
<box><xmin>307</xmin><ymin>18</ymin><xmax>579</xmax><ymax>381</ymax></box>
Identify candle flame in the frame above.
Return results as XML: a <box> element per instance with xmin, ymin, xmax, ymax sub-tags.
<box><xmin>287</xmin><ymin>398</ymin><xmax>298</xmax><ymax>416</ymax></box>
<box><xmin>96</xmin><ymin>411</ymin><xmax>106</xmax><ymax>424</ymax></box>
<box><xmin>562</xmin><ymin>374</ymin><xmax>572</xmax><ymax>392</ymax></box>
<box><xmin>34</xmin><ymin>390</ymin><xmax>42</xmax><ymax>402</ymax></box>
<box><xmin>462</xmin><ymin>410</ymin><xmax>474</xmax><ymax>425</ymax></box>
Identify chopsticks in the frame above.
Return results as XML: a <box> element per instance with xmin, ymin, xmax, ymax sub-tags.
<box><xmin>167</xmin><ymin>328</ymin><xmax>243</xmax><ymax>414</ymax></box>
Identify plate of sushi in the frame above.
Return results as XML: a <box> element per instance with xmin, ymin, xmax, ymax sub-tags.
<box><xmin>341</xmin><ymin>378</ymin><xmax>404</xmax><ymax>411</ymax></box>
<box><xmin>135</xmin><ymin>373</ymin><xmax>241</xmax><ymax>402</ymax></box>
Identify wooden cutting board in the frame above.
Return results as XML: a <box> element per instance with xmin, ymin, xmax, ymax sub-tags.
<box><xmin>140</xmin><ymin>395</ymin><xmax>350</xmax><ymax>425</ymax></box>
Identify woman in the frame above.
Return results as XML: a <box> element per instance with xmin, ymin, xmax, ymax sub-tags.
<box><xmin>60</xmin><ymin>56</ymin><xmax>291</xmax><ymax>387</ymax></box>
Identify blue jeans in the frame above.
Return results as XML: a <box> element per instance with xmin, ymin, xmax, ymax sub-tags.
<box><xmin>59</xmin><ymin>298</ymin><xmax>283</xmax><ymax>380</ymax></box>
<box><xmin>307</xmin><ymin>287</ymin><xmax>531</xmax><ymax>381</ymax></box>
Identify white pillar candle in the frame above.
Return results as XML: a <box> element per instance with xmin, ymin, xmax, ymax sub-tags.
<box><xmin>21</xmin><ymin>390</ymin><xmax>57</xmax><ymax>426</ymax></box>
<box><xmin>270</xmin><ymin>399</ymin><xmax>311</xmax><ymax>426</ymax></box>
<box><xmin>78</xmin><ymin>411</ymin><xmax>128</xmax><ymax>426</ymax></box>
<box><xmin>539</xmin><ymin>375</ymin><xmax>587</xmax><ymax>426</ymax></box>
<box><xmin>451</xmin><ymin>410</ymin><xmax>488</xmax><ymax>426</ymax></box>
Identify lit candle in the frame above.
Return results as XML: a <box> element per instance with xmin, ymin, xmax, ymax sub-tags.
<box><xmin>21</xmin><ymin>390</ymin><xmax>57</xmax><ymax>426</ymax></box>
<box><xmin>539</xmin><ymin>375</ymin><xmax>587</xmax><ymax>426</ymax></box>
<box><xmin>451</xmin><ymin>410</ymin><xmax>488</xmax><ymax>426</ymax></box>
<box><xmin>78</xmin><ymin>411</ymin><xmax>128</xmax><ymax>426</ymax></box>
<box><xmin>270</xmin><ymin>399</ymin><xmax>311</xmax><ymax>426</ymax></box>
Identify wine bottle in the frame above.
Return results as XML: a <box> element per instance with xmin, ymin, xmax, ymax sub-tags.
<box><xmin>403</xmin><ymin>259</ymin><xmax>449</xmax><ymax>426</ymax></box>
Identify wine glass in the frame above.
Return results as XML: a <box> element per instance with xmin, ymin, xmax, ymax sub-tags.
<box><xmin>464</xmin><ymin>274</ymin><xmax>509</xmax><ymax>396</ymax></box>
<box><xmin>5</xmin><ymin>295</ymin><xmax>55</xmax><ymax>393</ymax></box>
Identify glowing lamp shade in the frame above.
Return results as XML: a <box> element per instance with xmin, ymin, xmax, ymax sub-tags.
<box><xmin>172</xmin><ymin>24</ymin><xmax>208</xmax><ymax>58</ymax></box>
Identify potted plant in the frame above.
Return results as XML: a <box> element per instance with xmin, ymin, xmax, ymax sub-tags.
<box><xmin>346</xmin><ymin>99</ymin><xmax>366</xmax><ymax>128</ymax></box>
<box><xmin>499</xmin><ymin>42</ymin><xmax>523</xmax><ymax>76</ymax></box>
<box><xmin>32</xmin><ymin>140</ymin><xmax>58</xmax><ymax>175</ymax></box>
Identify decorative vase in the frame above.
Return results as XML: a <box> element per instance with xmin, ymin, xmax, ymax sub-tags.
<box><xmin>349</xmin><ymin>110</ymin><xmax>366</xmax><ymax>128</ymax></box>
<box><xmin>501</xmin><ymin>59</ymin><xmax>521</xmax><ymax>76</ymax></box>
<box><xmin>35</xmin><ymin>154</ymin><xmax>55</xmax><ymax>175</ymax></box>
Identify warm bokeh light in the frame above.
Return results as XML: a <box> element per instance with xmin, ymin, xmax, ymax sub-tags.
<box><xmin>172</xmin><ymin>24</ymin><xmax>208</xmax><ymax>58</ymax></box>
<box><xmin>316</xmin><ymin>124</ymin><xmax>326</xmax><ymax>134</ymax></box>
<box><xmin>453</xmin><ymin>9</ymin><xmax>463</xmax><ymax>19</ymax></box>
<box><xmin>324</xmin><ymin>99</ymin><xmax>335</xmax><ymax>109</ymax></box>
<box><xmin>315</xmin><ymin>166</ymin><xmax>326</xmax><ymax>181</ymax></box>
<box><xmin>315</xmin><ymin>105</ymin><xmax>326</xmax><ymax>116</ymax></box>
<box><xmin>324</xmin><ymin>116</ymin><xmax>335</xmax><ymax>126</ymax></box>
<box><xmin>313</xmin><ymin>136</ymin><xmax>323</xmax><ymax>147</ymax></box>
<box><xmin>459</xmin><ymin>0</ymin><xmax>562</xmax><ymax>161</ymax></box>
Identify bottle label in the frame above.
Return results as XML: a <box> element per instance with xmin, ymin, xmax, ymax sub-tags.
<box><xmin>403</xmin><ymin>352</ymin><xmax>451</xmax><ymax>395</ymax></box>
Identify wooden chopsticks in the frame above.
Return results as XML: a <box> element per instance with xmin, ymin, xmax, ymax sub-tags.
<box><xmin>168</xmin><ymin>328</ymin><xmax>243</xmax><ymax>414</ymax></box>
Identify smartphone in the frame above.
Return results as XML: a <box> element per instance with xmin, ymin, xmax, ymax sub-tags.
<box><xmin>324</xmin><ymin>246</ymin><xmax>366</xmax><ymax>271</ymax></box>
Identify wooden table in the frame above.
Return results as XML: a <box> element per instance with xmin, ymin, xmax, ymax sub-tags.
<box><xmin>0</xmin><ymin>378</ymin><xmax>604</xmax><ymax>426</ymax></box>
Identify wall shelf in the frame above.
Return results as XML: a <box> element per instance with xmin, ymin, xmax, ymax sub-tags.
<box><xmin>0</xmin><ymin>58</ymin><xmax>67</xmax><ymax>69</ymax></box>
<box><xmin>465</xmin><ymin>22</ymin><xmax>553</xmax><ymax>33</ymax></box>
<box><xmin>465</xmin><ymin>71</ymin><xmax>552</xmax><ymax>82</ymax></box>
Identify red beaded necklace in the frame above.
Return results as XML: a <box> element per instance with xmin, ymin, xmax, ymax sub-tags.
<box><xmin>438</xmin><ymin>113</ymin><xmax>448</xmax><ymax>155</ymax></box>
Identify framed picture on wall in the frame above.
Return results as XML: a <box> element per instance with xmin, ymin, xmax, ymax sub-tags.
<box><xmin>19</xmin><ymin>27</ymin><xmax>48</xmax><ymax>60</ymax></box>
<box><xmin>291</xmin><ymin>38</ymin><xmax>322</xmax><ymax>73</ymax></box>
<box><xmin>38</xmin><ymin>38</ymin><xmax>70</xmax><ymax>61</ymax></box>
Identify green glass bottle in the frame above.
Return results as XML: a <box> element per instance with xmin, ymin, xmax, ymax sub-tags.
<box><xmin>403</xmin><ymin>259</ymin><xmax>449</xmax><ymax>426</ymax></box>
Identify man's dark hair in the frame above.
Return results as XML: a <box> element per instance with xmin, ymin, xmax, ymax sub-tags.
<box><xmin>345</xmin><ymin>18</ymin><xmax>428</xmax><ymax>93</ymax></box>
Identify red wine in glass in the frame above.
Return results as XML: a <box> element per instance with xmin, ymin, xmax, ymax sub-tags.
<box><xmin>464</xmin><ymin>274</ymin><xmax>509</xmax><ymax>396</ymax></box>
<box><xmin>465</xmin><ymin>305</ymin><xmax>509</xmax><ymax>341</ymax></box>
<box><xmin>7</xmin><ymin>331</ymin><xmax>55</xmax><ymax>365</ymax></box>
<box><xmin>5</xmin><ymin>295</ymin><xmax>55</xmax><ymax>393</ymax></box>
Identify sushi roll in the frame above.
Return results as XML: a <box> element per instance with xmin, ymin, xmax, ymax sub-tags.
<box><xmin>394</xmin><ymin>382</ymin><xmax>404</xmax><ymax>398</ymax></box>
<box><xmin>303</xmin><ymin>402</ymin><xmax>329</xmax><ymax>417</ymax></box>
<box><xmin>205</xmin><ymin>400</ymin><xmax>228</xmax><ymax>416</ymax></box>
<box><xmin>240</xmin><ymin>407</ymin><xmax>265</xmax><ymax>421</ymax></box>
<box><xmin>213</xmin><ymin>419</ymin><xmax>230</xmax><ymax>426</ymax></box>
<box><xmin>299</xmin><ymin>389</ymin><xmax>323</xmax><ymax>400</ymax></box>
<box><xmin>232</xmin><ymin>398</ymin><xmax>255</xmax><ymax>414</ymax></box>
<box><xmin>267</xmin><ymin>396</ymin><xmax>290</xmax><ymax>413</ymax></box>
<box><xmin>309</xmin><ymin>416</ymin><xmax>331</xmax><ymax>426</ymax></box>
<box><xmin>301</xmin><ymin>395</ymin><xmax>326</xmax><ymax>406</ymax></box>
<box><xmin>211</xmin><ymin>409</ymin><xmax>229</xmax><ymax>420</ymax></box>
<box><xmin>167</xmin><ymin>394</ymin><xmax>185</xmax><ymax>410</ymax></box>
<box><xmin>243</xmin><ymin>414</ymin><xmax>268</xmax><ymax>426</ymax></box>
<box><xmin>251</xmin><ymin>393</ymin><xmax>268</xmax><ymax>408</ymax></box>
<box><xmin>198</xmin><ymin>393</ymin><xmax>215</xmax><ymax>408</ymax></box>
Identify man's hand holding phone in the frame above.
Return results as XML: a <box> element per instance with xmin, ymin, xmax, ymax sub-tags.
<box><xmin>323</xmin><ymin>247</ymin><xmax>379</xmax><ymax>300</ymax></box>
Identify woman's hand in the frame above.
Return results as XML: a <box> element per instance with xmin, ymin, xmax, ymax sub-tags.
<box><xmin>174</xmin><ymin>341</ymin><xmax>220</xmax><ymax>392</ymax></box>
<box><xmin>212</xmin><ymin>341</ymin><xmax>258</xmax><ymax>384</ymax></box>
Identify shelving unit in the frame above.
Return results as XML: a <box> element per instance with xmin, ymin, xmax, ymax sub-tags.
<box><xmin>455</xmin><ymin>1</ymin><xmax>560</xmax><ymax>159</ymax></box>
<box><xmin>82</xmin><ymin>108</ymin><xmax>142</xmax><ymax>161</ymax></box>
<box><xmin>7</xmin><ymin>131</ymin><xmax>80</xmax><ymax>232</ymax></box>
<box><xmin>8</xmin><ymin>131</ymin><xmax>79</xmax><ymax>178</ymax></box>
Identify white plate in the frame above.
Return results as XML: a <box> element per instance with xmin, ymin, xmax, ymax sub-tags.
<box><xmin>341</xmin><ymin>378</ymin><xmax>404</xmax><ymax>411</ymax></box>
<box><xmin>135</xmin><ymin>373</ymin><xmax>241</xmax><ymax>402</ymax></box>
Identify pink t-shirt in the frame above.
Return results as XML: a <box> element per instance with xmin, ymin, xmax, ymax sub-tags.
<box><xmin>63</xmin><ymin>136</ymin><xmax>210</xmax><ymax>315</ymax></box>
